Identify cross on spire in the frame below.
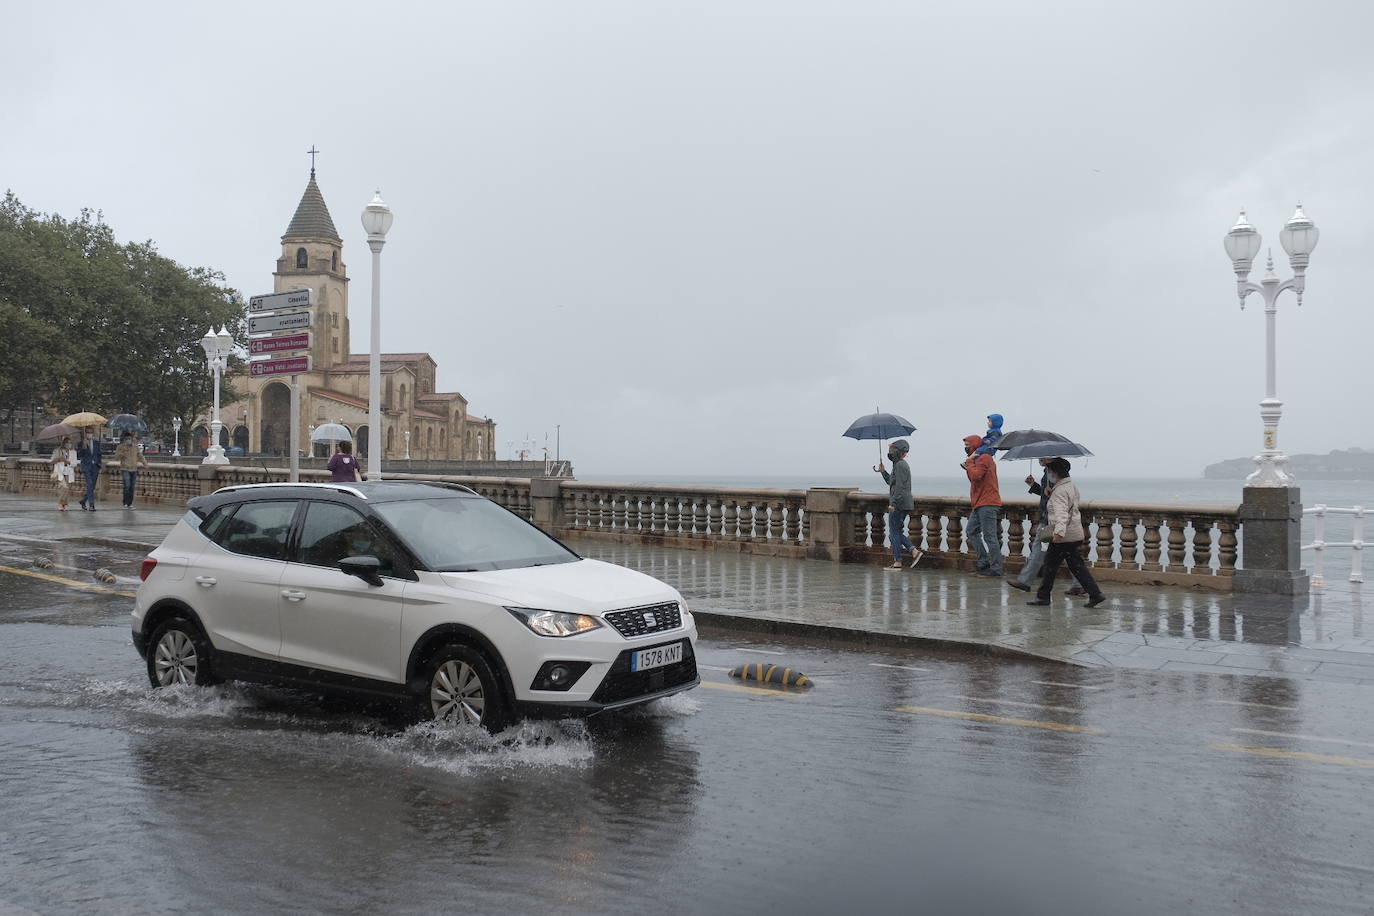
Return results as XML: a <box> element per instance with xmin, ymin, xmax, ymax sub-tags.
<box><xmin>307</xmin><ymin>144</ymin><xmax>320</xmax><ymax>178</ymax></box>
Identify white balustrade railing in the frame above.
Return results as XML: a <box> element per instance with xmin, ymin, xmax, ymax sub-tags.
<box><xmin>1302</xmin><ymin>505</ymin><xmax>1366</xmax><ymax>588</ymax></box>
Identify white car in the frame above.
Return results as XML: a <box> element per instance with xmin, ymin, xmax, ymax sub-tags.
<box><xmin>132</xmin><ymin>481</ymin><xmax>698</xmax><ymax>730</ymax></box>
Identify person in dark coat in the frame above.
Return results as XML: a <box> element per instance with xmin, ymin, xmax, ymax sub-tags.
<box><xmin>76</xmin><ymin>427</ymin><xmax>102</xmax><ymax>510</ymax></box>
<box><xmin>876</xmin><ymin>438</ymin><xmax>922</xmax><ymax>569</ymax></box>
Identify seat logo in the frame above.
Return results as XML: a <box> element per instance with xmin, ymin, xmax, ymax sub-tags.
<box><xmin>642</xmin><ymin>612</ymin><xmax>658</xmax><ymax>627</ymax></box>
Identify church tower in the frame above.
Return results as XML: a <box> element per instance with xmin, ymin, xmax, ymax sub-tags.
<box><xmin>275</xmin><ymin>166</ymin><xmax>349</xmax><ymax>371</ymax></box>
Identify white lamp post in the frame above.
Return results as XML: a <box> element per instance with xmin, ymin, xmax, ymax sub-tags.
<box><xmin>171</xmin><ymin>416</ymin><xmax>182</xmax><ymax>458</ymax></box>
<box><xmin>1224</xmin><ymin>204</ymin><xmax>1319</xmax><ymax>487</ymax></box>
<box><xmin>403</xmin><ymin>429</ymin><xmax>411</xmax><ymax>461</ymax></box>
<box><xmin>362</xmin><ymin>191</ymin><xmax>394</xmax><ymax>482</ymax></box>
<box><xmin>199</xmin><ymin>326</ymin><xmax>234</xmax><ymax>465</ymax></box>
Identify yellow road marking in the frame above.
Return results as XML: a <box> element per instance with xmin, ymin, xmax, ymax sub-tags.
<box><xmin>945</xmin><ymin>695</ymin><xmax>1082</xmax><ymax>715</ymax></box>
<box><xmin>1233</xmin><ymin>728</ymin><xmax>1374</xmax><ymax>751</ymax></box>
<box><xmin>1212</xmin><ymin>744</ymin><xmax>1374</xmax><ymax>769</ymax></box>
<box><xmin>0</xmin><ymin>564</ymin><xmax>137</xmax><ymax>599</ymax></box>
<box><xmin>895</xmin><ymin>705</ymin><xmax>1102</xmax><ymax>734</ymax></box>
<box><xmin>700</xmin><ymin>681</ymin><xmax>801</xmax><ymax>698</ymax></box>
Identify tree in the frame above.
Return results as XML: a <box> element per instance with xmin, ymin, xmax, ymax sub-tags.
<box><xmin>0</xmin><ymin>191</ymin><xmax>245</xmax><ymax>443</ymax></box>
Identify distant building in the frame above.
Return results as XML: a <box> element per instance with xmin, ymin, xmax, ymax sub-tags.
<box><xmin>205</xmin><ymin>169</ymin><xmax>497</xmax><ymax>459</ymax></box>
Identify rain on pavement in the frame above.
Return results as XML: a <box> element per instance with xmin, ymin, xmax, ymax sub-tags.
<box><xmin>1</xmin><ymin>535</ymin><xmax>1372</xmax><ymax>915</ymax></box>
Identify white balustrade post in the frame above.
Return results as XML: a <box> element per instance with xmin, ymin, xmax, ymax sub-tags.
<box><xmin>1352</xmin><ymin>507</ymin><xmax>1365</xmax><ymax>585</ymax></box>
<box><xmin>1311</xmin><ymin>505</ymin><xmax>1326</xmax><ymax>590</ymax></box>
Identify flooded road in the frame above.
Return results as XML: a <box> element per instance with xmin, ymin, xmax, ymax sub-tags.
<box><xmin>1</xmin><ymin>539</ymin><xmax>1372</xmax><ymax>914</ymax></box>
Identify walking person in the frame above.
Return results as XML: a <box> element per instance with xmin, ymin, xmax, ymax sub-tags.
<box><xmin>1026</xmin><ymin>458</ymin><xmax>1106</xmax><ymax>608</ymax></box>
<box><xmin>1007</xmin><ymin>457</ymin><xmax>1083</xmax><ymax>593</ymax></box>
<box><xmin>961</xmin><ymin>434</ymin><xmax>1003</xmax><ymax>577</ymax></box>
<box><xmin>875</xmin><ymin>439</ymin><xmax>922</xmax><ymax>569</ymax></box>
<box><xmin>113</xmin><ymin>432</ymin><xmax>149</xmax><ymax>509</ymax></box>
<box><xmin>76</xmin><ymin>427</ymin><xmax>103</xmax><ymax>510</ymax></box>
<box><xmin>326</xmin><ymin>440</ymin><xmax>363</xmax><ymax>483</ymax></box>
<box><xmin>49</xmin><ymin>436</ymin><xmax>78</xmax><ymax>511</ymax></box>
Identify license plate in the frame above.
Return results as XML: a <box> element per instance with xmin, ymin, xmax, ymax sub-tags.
<box><xmin>630</xmin><ymin>642</ymin><xmax>683</xmax><ymax>672</ymax></box>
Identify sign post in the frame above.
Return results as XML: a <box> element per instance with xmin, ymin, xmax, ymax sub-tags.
<box><xmin>248</xmin><ymin>287</ymin><xmax>316</xmax><ymax>482</ymax></box>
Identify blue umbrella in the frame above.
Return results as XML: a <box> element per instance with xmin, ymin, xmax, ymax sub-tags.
<box><xmin>109</xmin><ymin>413</ymin><xmax>148</xmax><ymax>433</ymax></box>
<box><xmin>843</xmin><ymin>409</ymin><xmax>917</xmax><ymax>463</ymax></box>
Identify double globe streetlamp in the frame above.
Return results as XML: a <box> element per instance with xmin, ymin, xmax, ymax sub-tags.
<box><xmin>1223</xmin><ymin>204</ymin><xmax>1319</xmax><ymax>488</ymax></box>
<box><xmin>199</xmin><ymin>326</ymin><xmax>234</xmax><ymax>465</ymax></box>
<box><xmin>361</xmin><ymin>191</ymin><xmax>394</xmax><ymax>481</ymax></box>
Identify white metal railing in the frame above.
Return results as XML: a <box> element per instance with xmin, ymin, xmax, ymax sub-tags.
<box><xmin>1302</xmin><ymin>505</ymin><xmax>1366</xmax><ymax>588</ymax></box>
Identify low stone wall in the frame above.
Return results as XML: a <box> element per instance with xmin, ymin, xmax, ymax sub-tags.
<box><xmin>1</xmin><ymin>458</ymin><xmax>1243</xmax><ymax>589</ymax></box>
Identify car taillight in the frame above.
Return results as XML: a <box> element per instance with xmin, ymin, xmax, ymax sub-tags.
<box><xmin>139</xmin><ymin>557</ymin><xmax>157</xmax><ymax>581</ymax></box>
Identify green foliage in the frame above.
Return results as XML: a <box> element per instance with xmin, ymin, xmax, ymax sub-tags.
<box><xmin>0</xmin><ymin>191</ymin><xmax>245</xmax><ymax>440</ymax></box>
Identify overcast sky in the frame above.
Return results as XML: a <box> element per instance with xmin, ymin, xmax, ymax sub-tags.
<box><xmin>5</xmin><ymin>0</ymin><xmax>1371</xmax><ymax>480</ymax></box>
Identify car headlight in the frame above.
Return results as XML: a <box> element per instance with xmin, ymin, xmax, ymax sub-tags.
<box><xmin>505</xmin><ymin>607</ymin><xmax>602</xmax><ymax>638</ymax></box>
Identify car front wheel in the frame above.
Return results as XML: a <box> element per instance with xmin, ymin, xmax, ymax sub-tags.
<box><xmin>422</xmin><ymin>644</ymin><xmax>509</xmax><ymax>732</ymax></box>
<box><xmin>146</xmin><ymin>616</ymin><xmax>219</xmax><ymax>688</ymax></box>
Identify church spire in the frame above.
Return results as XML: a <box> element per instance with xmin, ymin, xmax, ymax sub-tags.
<box><xmin>282</xmin><ymin>164</ymin><xmax>340</xmax><ymax>241</ymax></box>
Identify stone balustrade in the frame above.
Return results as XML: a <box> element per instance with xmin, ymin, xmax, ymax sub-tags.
<box><xmin>0</xmin><ymin>458</ymin><xmax>1242</xmax><ymax>589</ymax></box>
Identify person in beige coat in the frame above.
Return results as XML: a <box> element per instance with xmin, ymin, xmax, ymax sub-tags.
<box><xmin>1025</xmin><ymin>458</ymin><xmax>1106</xmax><ymax>609</ymax></box>
<box><xmin>113</xmin><ymin>432</ymin><xmax>150</xmax><ymax>509</ymax></box>
<box><xmin>49</xmin><ymin>436</ymin><xmax>78</xmax><ymax>510</ymax></box>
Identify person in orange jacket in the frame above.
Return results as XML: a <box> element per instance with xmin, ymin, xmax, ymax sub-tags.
<box><xmin>961</xmin><ymin>434</ymin><xmax>1003</xmax><ymax>577</ymax></box>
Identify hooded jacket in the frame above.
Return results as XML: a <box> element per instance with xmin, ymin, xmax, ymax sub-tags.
<box><xmin>963</xmin><ymin>434</ymin><xmax>1001</xmax><ymax>510</ymax></box>
<box><xmin>880</xmin><ymin>440</ymin><xmax>913</xmax><ymax>511</ymax></box>
<box><xmin>1046</xmin><ymin>475</ymin><xmax>1085</xmax><ymax>541</ymax></box>
<box><xmin>975</xmin><ymin>413</ymin><xmax>1004</xmax><ymax>456</ymax></box>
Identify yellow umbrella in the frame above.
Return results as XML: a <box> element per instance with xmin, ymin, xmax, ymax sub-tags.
<box><xmin>63</xmin><ymin>412</ymin><xmax>108</xmax><ymax>427</ymax></box>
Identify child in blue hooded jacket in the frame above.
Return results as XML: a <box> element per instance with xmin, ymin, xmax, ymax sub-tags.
<box><xmin>975</xmin><ymin>414</ymin><xmax>1004</xmax><ymax>456</ymax></box>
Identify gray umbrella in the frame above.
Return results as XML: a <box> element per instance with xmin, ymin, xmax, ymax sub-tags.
<box><xmin>995</xmin><ymin>429</ymin><xmax>1072</xmax><ymax>450</ymax></box>
<box><xmin>109</xmin><ymin>413</ymin><xmax>148</xmax><ymax>433</ymax></box>
<box><xmin>1000</xmin><ymin>441</ymin><xmax>1094</xmax><ymax>461</ymax></box>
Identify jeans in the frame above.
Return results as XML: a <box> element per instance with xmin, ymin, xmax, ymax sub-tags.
<box><xmin>966</xmin><ymin>505</ymin><xmax>1002</xmax><ymax>574</ymax></box>
<box><xmin>1017</xmin><ymin>524</ymin><xmax>1082</xmax><ymax>588</ymax></box>
<box><xmin>122</xmin><ymin>470</ymin><xmax>138</xmax><ymax>507</ymax></box>
<box><xmin>1035</xmin><ymin>540</ymin><xmax>1103</xmax><ymax>601</ymax></box>
<box><xmin>80</xmin><ymin>466</ymin><xmax>99</xmax><ymax>506</ymax></box>
<box><xmin>887</xmin><ymin>509</ymin><xmax>917</xmax><ymax>563</ymax></box>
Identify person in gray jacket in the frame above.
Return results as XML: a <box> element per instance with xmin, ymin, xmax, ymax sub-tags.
<box><xmin>876</xmin><ymin>439</ymin><xmax>922</xmax><ymax>569</ymax></box>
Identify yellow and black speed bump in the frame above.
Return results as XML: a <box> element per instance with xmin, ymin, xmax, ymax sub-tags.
<box><xmin>33</xmin><ymin>557</ymin><xmax>54</xmax><ymax>569</ymax></box>
<box><xmin>93</xmin><ymin>568</ymin><xmax>117</xmax><ymax>584</ymax></box>
<box><xmin>728</xmin><ymin>663</ymin><xmax>813</xmax><ymax>688</ymax></box>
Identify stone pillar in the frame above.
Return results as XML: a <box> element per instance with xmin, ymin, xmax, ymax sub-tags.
<box><xmin>1234</xmin><ymin>486</ymin><xmax>1308</xmax><ymax>595</ymax></box>
<box><xmin>530</xmin><ymin>477</ymin><xmax>565</xmax><ymax>533</ymax></box>
<box><xmin>197</xmin><ymin>464</ymin><xmax>221</xmax><ymax>497</ymax></box>
<box><xmin>3</xmin><ymin>457</ymin><xmax>20</xmax><ymax>493</ymax></box>
<box><xmin>805</xmin><ymin>487</ymin><xmax>856</xmax><ymax>561</ymax></box>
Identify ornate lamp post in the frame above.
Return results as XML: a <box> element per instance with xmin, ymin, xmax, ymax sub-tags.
<box><xmin>403</xmin><ymin>429</ymin><xmax>411</xmax><ymax>461</ymax></box>
<box><xmin>171</xmin><ymin>416</ymin><xmax>182</xmax><ymax>458</ymax></box>
<box><xmin>1224</xmin><ymin>205</ymin><xmax>1319</xmax><ymax>487</ymax></box>
<box><xmin>361</xmin><ymin>191</ymin><xmax>394</xmax><ymax>482</ymax></box>
<box><xmin>199</xmin><ymin>326</ymin><xmax>234</xmax><ymax>465</ymax></box>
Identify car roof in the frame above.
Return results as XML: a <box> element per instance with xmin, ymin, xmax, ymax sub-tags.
<box><xmin>187</xmin><ymin>480</ymin><xmax>480</xmax><ymax>516</ymax></box>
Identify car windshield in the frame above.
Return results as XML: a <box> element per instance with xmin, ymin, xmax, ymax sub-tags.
<box><xmin>372</xmin><ymin>496</ymin><xmax>578</xmax><ymax>572</ymax></box>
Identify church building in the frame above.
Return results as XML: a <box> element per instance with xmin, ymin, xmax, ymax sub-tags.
<box><xmin>225</xmin><ymin>169</ymin><xmax>497</xmax><ymax>461</ymax></box>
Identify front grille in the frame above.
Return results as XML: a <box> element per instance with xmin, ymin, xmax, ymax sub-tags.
<box><xmin>591</xmin><ymin>640</ymin><xmax>697</xmax><ymax>705</ymax></box>
<box><xmin>603</xmin><ymin>602</ymin><xmax>682</xmax><ymax>639</ymax></box>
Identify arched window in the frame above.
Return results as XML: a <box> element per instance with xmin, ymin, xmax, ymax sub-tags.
<box><xmin>331</xmin><ymin>250</ymin><xmax>337</xmax><ymax>271</ymax></box>
<box><xmin>385</xmin><ymin>377</ymin><xmax>394</xmax><ymax>407</ymax></box>
<box><xmin>331</xmin><ymin>312</ymin><xmax>338</xmax><ymax>328</ymax></box>
<box><xmin>427</xmin><ymin>428</ymin><xmax>434</xmax><ymax>448</ymax></box>
<box><xmin>399</xmin><ymin>384</ymin><xmax>407</xmax><ymax>409</ymax></box>
<box><xmin>386</xmin><ymin>427</ymin><xmax>394</xmax><ymax>452</ymax></box>
<box><xmin>296</xmin><ymin>247</ymin><xmax>308</xmax><ymax>269</ymax></box>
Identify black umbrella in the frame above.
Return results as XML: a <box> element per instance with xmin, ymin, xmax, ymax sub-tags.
<box><xmin>1000</xmin><ymin>441</ymin><xmax>1094</xmax><ymax>461</ymax></box>
<box><xmin>843</xmin><ymin>409</ymin><xmax>918</xmax><ymax>463</ymax></box>
<box><xmin>995</xmin><ymin>429</ymin><xmax>1072</xmax><ymax>450</ymax></box>
<box><xmin>109</xmin><ymin>413</ymin><xmax>148</xmax><ymax>433</ymax></box>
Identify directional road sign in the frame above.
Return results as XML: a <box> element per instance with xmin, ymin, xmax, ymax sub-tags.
<box><xmin>249</xmin><ymin>333</ymin><xmax>311</xmax><ymax>356</ymax></box>
<box><xmin>249</xmin><ymin>356</ymin><xmax>311</xmax><ymax>378</ymax></box>
<box><xmin>248</xmin><ymin>311</ymin><xmax>313</xmax><ymax>334</ymax></box>
<box><xmin>248</xmin><ymin>289</ymin><xmax>315</xmax><ymax>313</ymax></box>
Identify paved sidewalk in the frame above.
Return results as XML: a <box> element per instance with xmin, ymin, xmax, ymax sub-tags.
<box><xmin>2</xmin><ymin>491</ymin><xmax>1371</xmax><ymax>686</ymax></box>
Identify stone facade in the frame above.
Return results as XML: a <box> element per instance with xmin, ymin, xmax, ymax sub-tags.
<box><xmin>201</xmin><ymin>172</ymin><xmax>497</xmax><ymax>461</ymax></box>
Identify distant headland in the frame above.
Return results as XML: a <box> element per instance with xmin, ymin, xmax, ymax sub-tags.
<box><xmin>1203</xmin><ymin>448</ymin><xmax>1374</xmax><ymax>480</ymax></box>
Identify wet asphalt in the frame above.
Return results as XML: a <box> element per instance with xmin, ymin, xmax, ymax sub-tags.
<box><xmin>1</xmin><ymin>537</ymin><xmax>1372</xmax><ymax>915</ymax></box>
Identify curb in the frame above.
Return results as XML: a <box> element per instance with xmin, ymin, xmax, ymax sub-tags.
<box><xmin>690</xmin><ymin>610</ymin><xmax>1086</xmax><ymax>669</ymax></box>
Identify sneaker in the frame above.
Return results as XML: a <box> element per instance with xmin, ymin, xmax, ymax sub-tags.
<box><xmin>909</xmin><ymin>549</ymin><xmax>924</xmax><ymax>568</ymax></box>
<box><xmin>978</xmin><ymin>570</ymin><xmax>1002</xmax><ymax>578</ymax></box>
<box><xmin>1085</xmin><ymin>595</ymin><xmax>1107</xmax><ymax>609</ymax></box>
<box><xmin>887</xmin><ymin>562</ymin><xmax>903</xmax><ymax>570</ymax></box>
<box><xmin>78</xmin><ymin>501</ymin><xmax>87</xmax><ymax>510</ymax></box>
<box><xmin>1006</xmin><ymin>579</ymin><xmax>1030</xmax><ymax>592</ymax></box>
<box><xmin>1065</xmin><ymin>586</ymin><xmax>1087</xmax><ymax>597</ymax></box>
<box><xmin>1026</xmin><ymin>598</ymin><xmax>1052</xmax><ymax>606</ymax></box>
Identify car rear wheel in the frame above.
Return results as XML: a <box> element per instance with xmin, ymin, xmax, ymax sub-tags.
<box><xmin>422</xmin><ymin>644</ymin><xmax>509</xmax><ymax>732</ymax></box>
<box><xmin>146</xmin><ymin>616</ymin><xmax>220</xmax><ymax>688</ymax></box>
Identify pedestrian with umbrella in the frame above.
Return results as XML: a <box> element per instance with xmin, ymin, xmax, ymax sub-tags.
<box><xmin>1025</xmin><ymin>458</ymin><xmax>1107</xmax><ymax>609</ymax></box>
<box><xmin>67</xmin><ymin>415</ymin><xmax>108</xmax><ymax>511</ymax></box>
<box><xmin>113</xmin><ymin>430</ymin><xmax>150</xmax><ymax>509</ymax></box>
<box><xmin>995</xmin><ymin>432</ymin><xmax>1093</xmax><ymax>594</ymax></box>
<box><xmin>843</xmin><ymin>410</ymin><xmax>922</xmax><ymax>570</ymax></box>
<box><xmin>48</xmin><ymin>434</ymin><xmax>78</xmax><ymax>511</ymax></box>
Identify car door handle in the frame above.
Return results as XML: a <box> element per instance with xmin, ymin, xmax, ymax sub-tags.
<box><xmin>281</xmin><ymin>589</ymin><xmax>307</xmax><ymax>602</ymax></box>
<box><xmin>194</xmin><ymin>576</ymin><xmax>217</xmax><ymax>587</ymax></box>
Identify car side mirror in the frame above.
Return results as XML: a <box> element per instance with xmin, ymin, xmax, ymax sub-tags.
<box><xmin>338</xmin><ymin>555</ymin><xmax>384</xmax><ymax>587</ymax></box>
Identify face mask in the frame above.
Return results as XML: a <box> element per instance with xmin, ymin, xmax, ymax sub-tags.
<box><xmin>1046</xmin><ymin>473</ymin><xmax>1059</xmax><ymax>485</ymax></box>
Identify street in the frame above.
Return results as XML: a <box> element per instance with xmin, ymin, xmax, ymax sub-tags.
<box><xmin>1</xmin><ymin>537</ymin><xmax>1371</xmax><ymax>915</ymax></box>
